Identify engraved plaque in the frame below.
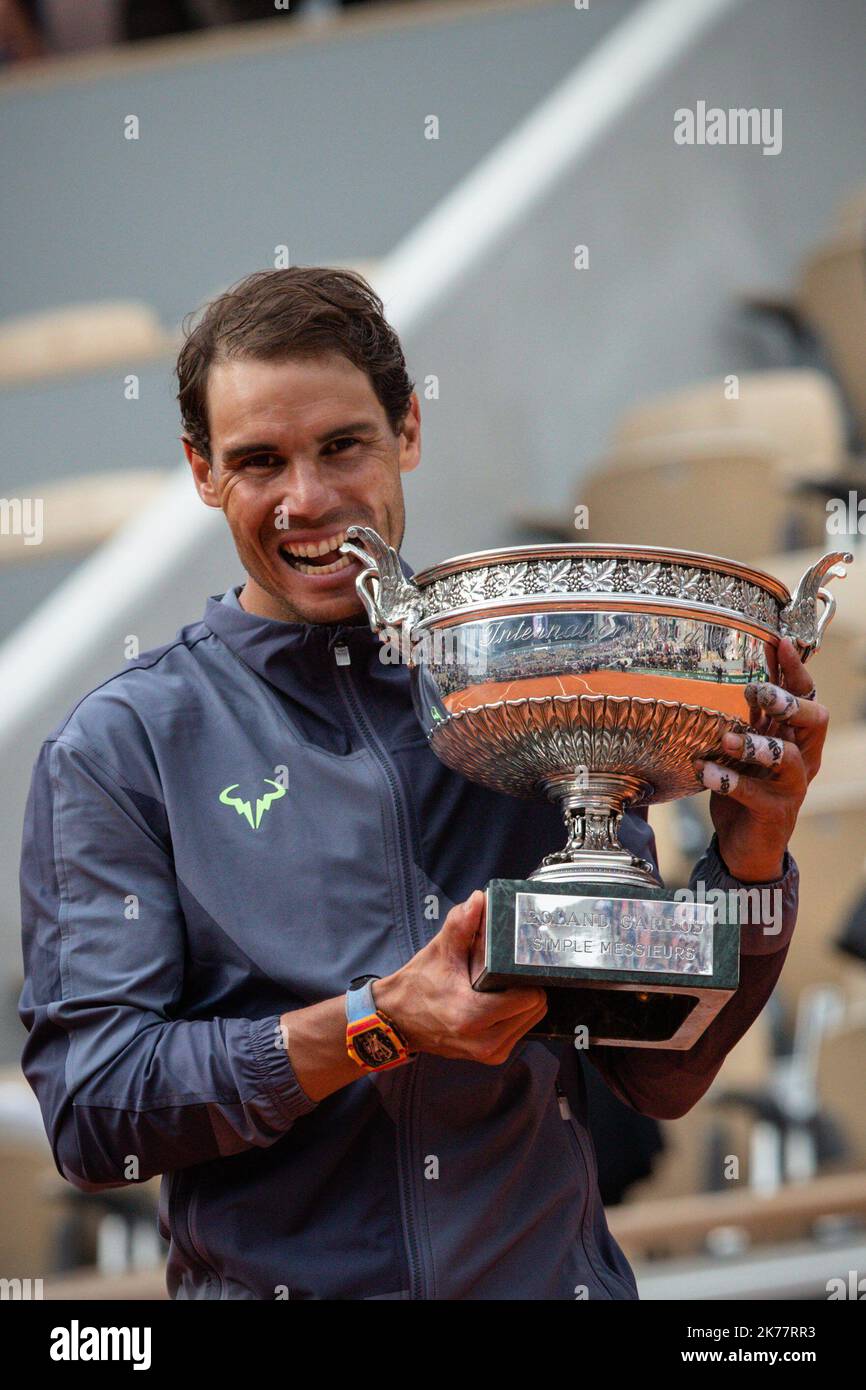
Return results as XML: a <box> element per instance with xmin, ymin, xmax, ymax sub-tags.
<box><xmin>514</xmin><ymin>892</ymin><xmax>715</xmax><ymax>976</ymax></box>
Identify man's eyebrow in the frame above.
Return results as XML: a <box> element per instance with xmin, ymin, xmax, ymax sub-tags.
<box><xmin>316</xmin><ymin>419</ymin><xmax>378</xmax><ymax>443</ymax></box>
<box><xmin>221</xmin><ymin>441</ymin><xmax>281</xmax><ymax>464</ymax></box>
<box><xmin>220</xmin><ymin>422</ymin><xmax>377</xmax><ymax>464</ymax></box>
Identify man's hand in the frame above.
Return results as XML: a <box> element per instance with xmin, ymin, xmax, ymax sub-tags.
<box><xmin>693</xmin><ymin>636</ymin><xmax>829</xmax><ymax>882</ymax></box>
<box><xmin>376</xmin><ymin>891</ymin><xmax>548</xmax><ymax>1064</ymax></box>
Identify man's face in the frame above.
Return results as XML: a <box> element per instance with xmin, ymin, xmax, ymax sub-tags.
<box><xmin>185</xmin><ymin>352</ymin><xmax>420</xmax><ymax>624</ymax></box>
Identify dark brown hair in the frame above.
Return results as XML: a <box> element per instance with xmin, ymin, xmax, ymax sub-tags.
<box><xmin>176</xmin><ymin>266</ymin><xmax>415</xmax><ymax>460</ymax></box>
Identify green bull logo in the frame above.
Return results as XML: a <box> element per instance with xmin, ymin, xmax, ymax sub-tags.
<box><xmin>219</xmin><ymin>778</ymin><xmax>286</xmax><ymax>830</ymax></box>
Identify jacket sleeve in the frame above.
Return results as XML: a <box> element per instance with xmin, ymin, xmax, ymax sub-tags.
<box><xmin>586</xmin><ymin>825</ymin><xmax>798</xmax><ymax>1121</ymax></box>
<box><xmin>18</xmin><ymin>736</ymin><xmax>318</xmax><ymax>1192</ymax></box>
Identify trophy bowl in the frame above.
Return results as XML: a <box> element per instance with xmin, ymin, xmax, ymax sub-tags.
<box><xmin>340</xmin><ymin>528</ymin><xmax>852</xmax><ymax>1047</ymax></box>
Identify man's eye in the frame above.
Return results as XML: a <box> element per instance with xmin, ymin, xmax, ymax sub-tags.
<box><xmin>324</xmin><ymin>437</ymin><xmax>360</xmax><ymax>455</ymax></box>
<box><xmin>244</xmin><ymin>454</ymin><xmax>281</xmax><ymax>469</ymax></box>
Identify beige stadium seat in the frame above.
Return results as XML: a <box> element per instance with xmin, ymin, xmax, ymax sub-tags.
<box><xmin>738</xmin><ymin>186</ymin><xmax>866</xmax><ymax>441</ymax></box>
<box><xmin>612</xmin><ymin>370</ymin><xmax>848</xmax><ymax>484</ymax></box>
<box><xmin>0</xmin><ymin>469</ymin><xmax>172</xmax><ymax>564</ymax></box>
<box><xmin>782</xmin><ymin>725</ymin><xmax>866</xmax><ymax>1008</ymax></box>
<box><xmin>575</xmin><ymin>432</ymin><xmax>829</xmax><ymax>561</ymax></box>
<box><xmin>0</xmin><ymin>302</ymin><xmax>175</xmax><ymax>384</ymax></box>
<box><xmin>794</xmin><ymin>624</ymin><xmax>866</xmax><ymax>726</ymax></box>
<box><xmin>799</xmin><ymin>235</ymin><xmax>866</xmax><ymax>446</ymax></box>
<box><xmin>513</xmin><ymin>371</ymin><xmax>847</xmax><ymax>547</ymax></box>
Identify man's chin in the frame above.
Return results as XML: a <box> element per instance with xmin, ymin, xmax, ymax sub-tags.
<box><xmin>239</xmin><ymin>549</ymin><xmax>373</xmax><ymax>624</ymax></box>
<box><xmin>273</xmin><ymin>561</ymin><xmax>367</xmax><ymax>625</ymax></box>
<box><xmin>300</xmin><ymin>597</ymin><xmax>366</xmax><ymax>625</ymax></box>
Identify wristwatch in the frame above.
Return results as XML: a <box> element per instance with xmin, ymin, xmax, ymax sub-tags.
<box><xmin>345</xmin><ymin>975</ymin><xmax>415</xmax><ymax>1073</ymax></box>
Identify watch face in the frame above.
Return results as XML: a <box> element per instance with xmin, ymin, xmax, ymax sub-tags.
<box><xmin>354</xmin><ymin>1027</ymin><xmax>401</xmax><ymax>1068</ymax></box>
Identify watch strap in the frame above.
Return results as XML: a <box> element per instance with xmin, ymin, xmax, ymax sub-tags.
<box><xmin>345</xmin><ymin>977</ymin><xmax>380</xmax><ymax>1025</ymax></box>
<box><xmin>345</xmin><ymin>975</ymin><xmax>415</xmax><ymax>1072</ymax></box>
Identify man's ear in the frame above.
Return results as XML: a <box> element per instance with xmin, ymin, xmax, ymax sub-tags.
<box><xmin>183</xmin><ymin>438</ymin><xmax>221</xmax><ymax>508</ymax></box>
<box><xmin>397</xmin><ymin>392</ymin><xmax>421</xmax><ymax>475</ymax></box>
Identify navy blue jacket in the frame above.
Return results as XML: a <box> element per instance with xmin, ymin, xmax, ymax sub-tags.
<box><xmin>19</xmin><ymin>568</ymin><xmax>799</xmax><ymax>1299</ymax></box>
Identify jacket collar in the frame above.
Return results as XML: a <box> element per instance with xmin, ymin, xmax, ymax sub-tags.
<box><xmin>201</xmin><ymin>553</ymin><xmax>416</xmax><ymax>692</ymax></box>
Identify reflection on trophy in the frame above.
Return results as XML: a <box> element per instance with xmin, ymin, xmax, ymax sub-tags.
<box><xmin>341</xmin><ymin>527</ymin><xmax>851</xmax><ymax>1050</ymax></box>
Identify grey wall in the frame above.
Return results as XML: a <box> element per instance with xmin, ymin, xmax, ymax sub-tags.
<box><xmin>0</xmin><ymin>3</ymin><xmax>633</xmax><ymax>322</ymax></box>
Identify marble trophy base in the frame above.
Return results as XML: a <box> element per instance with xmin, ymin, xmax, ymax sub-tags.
<box><xmin>471</xmin><ymin>879</ymin><xmax>740</xmax><ymax>1050</ymax></box>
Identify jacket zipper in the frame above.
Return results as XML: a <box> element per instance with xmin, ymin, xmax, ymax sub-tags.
<box><xmin>555</xmin><ymin>1079</ymin><xmax>624</xmax><ymax>1299</ymax></box>
<box><xmin>169</xmin><ymin>1170</ymin><xmax>224</xmax><ymax>1295</ymax></box>
<box><xmin>333</xmin><ymin>645</ymin><xmax>427</xmax><ymax>1300</ymax></box>
<box><xmin>331</xmin><ymin>636</ymin><xmax>423</xmax><ymax>958</ymax></box>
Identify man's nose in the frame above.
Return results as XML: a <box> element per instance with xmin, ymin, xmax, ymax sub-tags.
<box><xmin>278</xmin><ymin>459</ymin><xmax>336</xmax><ymax>518</ymax></box>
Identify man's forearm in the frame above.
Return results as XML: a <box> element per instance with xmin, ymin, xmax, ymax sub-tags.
<box><xmin>280</xmin><ymin>900</ymin><xmax>550</xmax><ymax>1095</ymax></box>
<box><xmin>280</xmin><ymin>995</ymin><xmax>366</xmax><ymax>1102</ymax></box>
<box><xmin>281</xmin><ymin>974</ymin><xmax>416</xmax><ymax>1101</ymax></box>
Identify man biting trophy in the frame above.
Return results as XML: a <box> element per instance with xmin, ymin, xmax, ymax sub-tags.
<box><xmin>19</xmin><ymin>267</ymin><xmax>847</xmax><ymax>1300</ymax></box>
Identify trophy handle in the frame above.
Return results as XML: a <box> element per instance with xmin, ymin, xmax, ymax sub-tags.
<box><xmin>339</xmin><ymin>525</ymin><xmax>425</xmax><ymax>639</ymax></box>
<box><xmin>779</xmin><ymin>550</ymin><xmax>853</xmax><ymax>661</ymax></box>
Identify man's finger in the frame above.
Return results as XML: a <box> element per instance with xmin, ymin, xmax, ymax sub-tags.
<box><xmin>693</xmin><ymin>760</ymin><xmax>761</xmax><ymax>805</ymax></box>
<box><xmin>480</xmin><ymin>995</ymin><xmax>550</xmax><ymax>1057</ymax></box>
<box><xmin>743</xmin><ymin>681</ymin><xmax>827</xmax><ymax>732</ymax></box>
<box><xmin>720</xmin><ymin>729</ymin><xmax>786</xmax><ymax>769</ymax></box>
<box><xmin>694</xmin><ymin>750</ymin><xmax>807</xmax><ymax>804</ymax></box>
<box><xmin>776</xmin><ymin>635</ymin><xmax>817</xmax><ymax>697</ymax></box>
<box><xmin>466</xmin><ymin>981</ymin><xmax>547</xmax><ymax>1027</ymax></box>
<box><xmin>442</xmin><ymin>889</ymin><xmax>483</xmax><ymax>941</ymax></box>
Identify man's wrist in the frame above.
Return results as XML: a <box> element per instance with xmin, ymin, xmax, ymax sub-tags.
<box><xmin>372</xmin><ymin>972</ymin><xmax>417</xmax><ymax>1052</ymax></box>
<box><xmin>714</xmin><ymin>837</ymin><xmax>787</xmax><ymax>884</ymax></box>
<box><xmin>725</xmin><ymin>859</ymin><xmax>785</xmax><ymax>884</ymax></box>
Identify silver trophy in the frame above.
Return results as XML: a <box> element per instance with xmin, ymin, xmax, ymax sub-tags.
<box><xmin>340</xmin><ymin>528</ymin><xmax>851</xmax><ymax>1048</ymax></box>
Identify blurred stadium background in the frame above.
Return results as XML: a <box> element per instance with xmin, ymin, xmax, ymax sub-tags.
<box><xmin>2</xmin><ymin>0</ymin><xmax>866</xmax><ymax>1300</ymax></box>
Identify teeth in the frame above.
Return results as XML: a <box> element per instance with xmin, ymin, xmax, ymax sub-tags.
<box><xmin>291</xmin><ymin>552</ymin><xmax>353</xmax><ymax>576</ymax></box>
<box><xmin>284</xmin><ymin>528</ymin><xmax>348</xmax><ymax>558</ymax></box>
